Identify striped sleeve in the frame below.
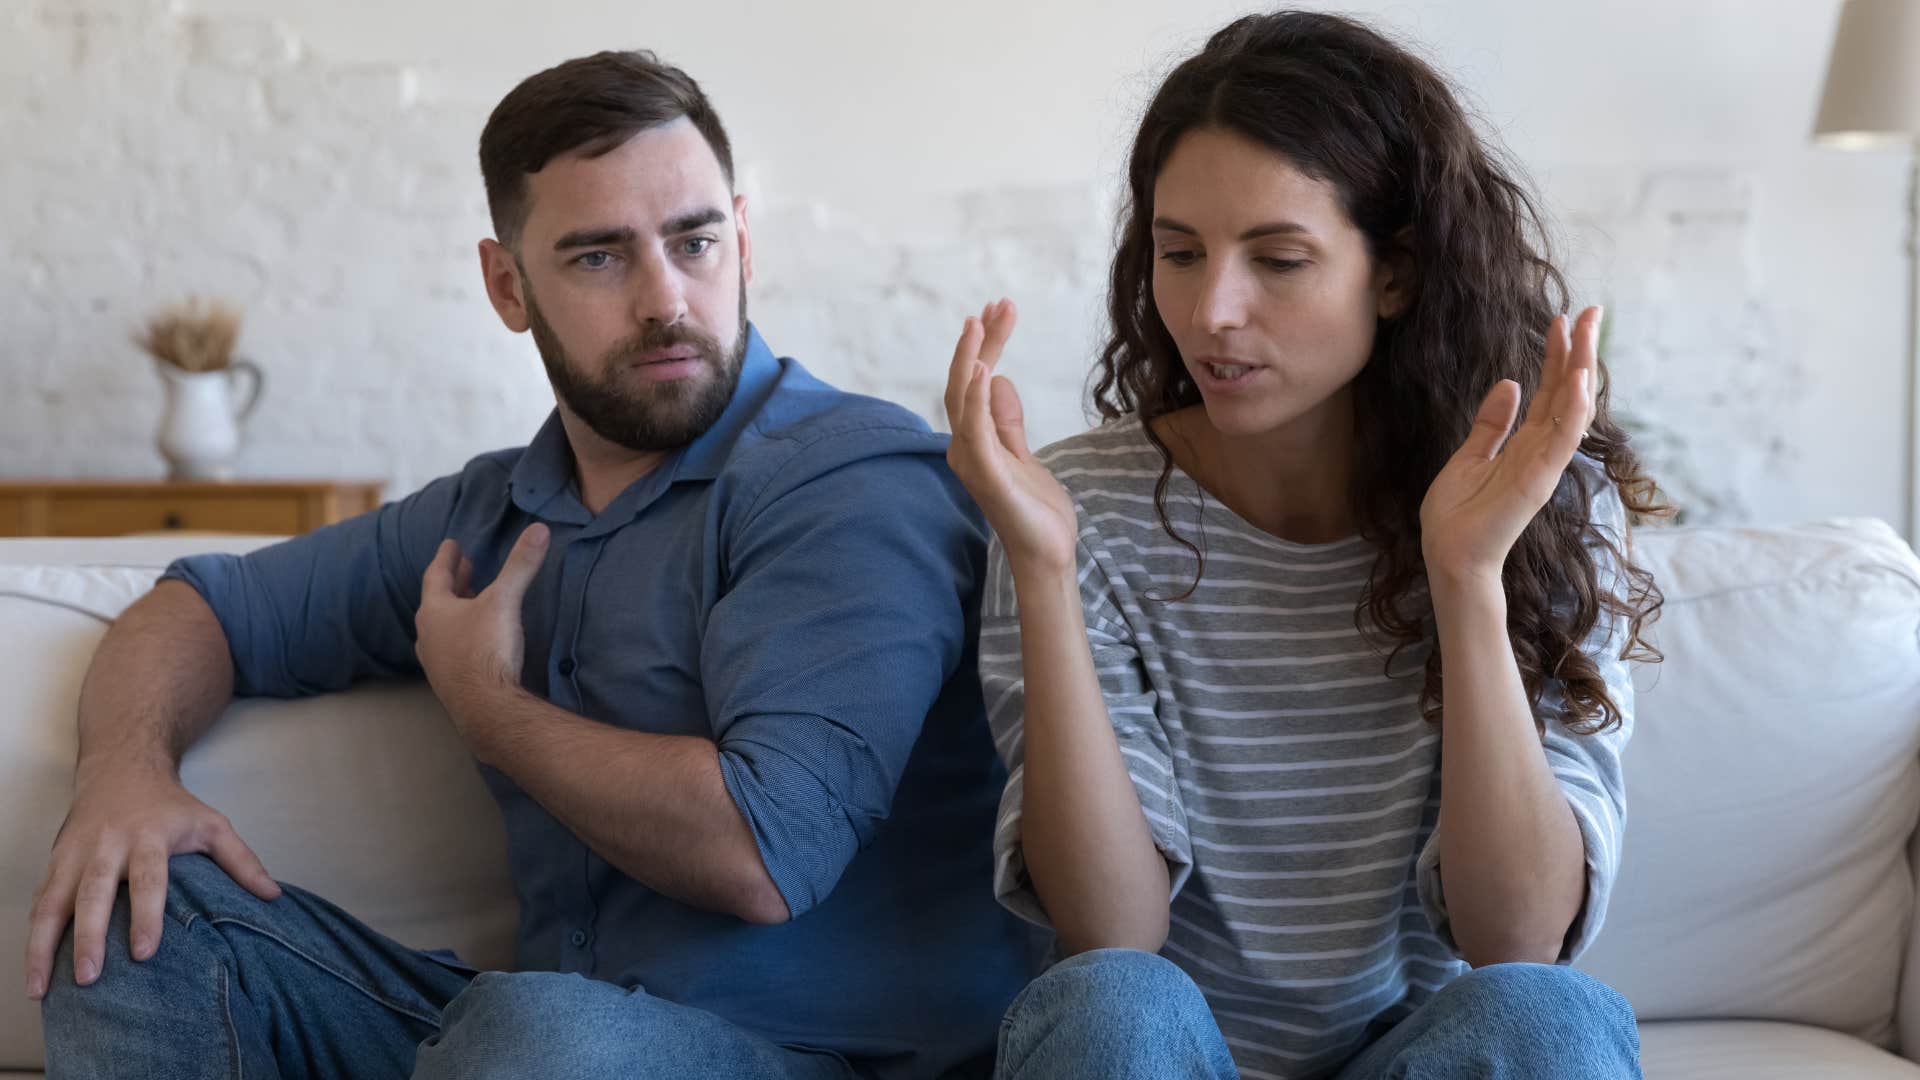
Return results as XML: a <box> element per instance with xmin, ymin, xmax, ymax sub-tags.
<box><xmin>980</xmin><ymin>530</ymin><xmax>1195</xmax><ymax>929</ymax></box>
<box><xmin>1415</xmin><ymin>469</ymin><xmax>1634</xmax><ymax>962</ymax></box>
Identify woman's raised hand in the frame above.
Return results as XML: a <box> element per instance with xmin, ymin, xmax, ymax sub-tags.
<box><xmin>942</xmin><ymin>299</ymin><xmax>1080</xmax><ymax>578</ymax></box>
<box><xmin>1418</xmin><ymin>307</ymin><xmax>1602</xmax><ymax>583</ymax></box>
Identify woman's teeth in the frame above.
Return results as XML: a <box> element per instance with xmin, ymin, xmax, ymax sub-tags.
<box><xmin>1208</xmin><ymin>363</ymin><xmax>1252</xmax><ymax>380</ymax></box>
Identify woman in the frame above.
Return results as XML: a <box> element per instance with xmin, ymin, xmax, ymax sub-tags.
<box><xmin>943</xmin><ymin>11</ymin><xmax>1664</xmax><ymax>1080</ymax></box>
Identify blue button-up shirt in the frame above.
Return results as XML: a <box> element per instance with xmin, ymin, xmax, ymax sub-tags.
<box><xmin>163</xmin><ymin>326</ymin><xmax>1035</xmax><ymax>1076</ymax></box>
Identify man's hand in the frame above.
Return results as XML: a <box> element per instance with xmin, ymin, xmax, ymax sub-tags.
<box><xmin>25</xmin><ymin>763</ymin><xmax>279</xmax><ymax>1000</ymax></box>
<box><xmin>415</xmin><ymin>524</ymin><xmax>549</xmax><ymax>746</ymax></box>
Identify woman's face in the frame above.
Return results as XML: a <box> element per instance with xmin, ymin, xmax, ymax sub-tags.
<box><xmin>1149</xmin><ymin>126</ymin><xmax>1406</xmax><ymax>439</ymax></box>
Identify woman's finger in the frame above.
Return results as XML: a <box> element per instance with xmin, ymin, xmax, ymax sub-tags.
<box><xmin>989</xmin><ymin>375</ymin><xmax>1034</xmax><ymax>462</ymax></box>
<box><xmin>965</xmin><ymin>360</ymin><xmax>998</xmax><ymax>451</ymax></box>
<box><xmin>1535</xmin><ymin>307</ymin><xmax>1598</xmax><ymax>454</ymax></box>
<box><xmin>944</xmin><ymin>316</ymin><xmax>985</xmax><ymax>432</ymax></box>
<box><xmin>1529</xmin><ymin>366</ymin><xmax>1591</xmax><ymax>486</ymax></box>
<box><xmin>959</xmin><ymin>363</ymin><xmax>1010</xmax><ymax>486</ymax></box>
<box><xmin>1571</xmin><ymin>306</ymin><xmax>1602</xmax><ymax>434</ymax></box>
<box><xmin>1529</xmin><ymin>314</ymin><xmax>1570</xmax><ymax>435</ymax></box>
<box><xmin>1458</xmin><ymin>380</ymin><xmax>1521</xmax><ymax>462</ymax></box>
<box><xmin>978</xmin><ymin>298</ymin><xmax>1019</xmax><ymax>371</ymax></box>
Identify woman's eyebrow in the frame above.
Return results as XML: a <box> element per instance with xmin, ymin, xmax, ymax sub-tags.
<box><xmin>1149</xmin><ymin>216</ymin><xmax>1315</xmax><ymax>241</ymax></box>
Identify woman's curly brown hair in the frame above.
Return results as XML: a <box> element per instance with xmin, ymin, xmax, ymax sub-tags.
<box><xmin>1093</xmin><ymin>10</ymin><xmax>1668</xmax><ymax>734</ymax></box>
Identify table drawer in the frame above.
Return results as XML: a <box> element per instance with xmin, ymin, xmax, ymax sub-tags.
<box><xmin>46</xmin><ymin>495</ymin><xmax>307</xmax><ymax>536</ymax></box>
<box><xmin>0</xmin><ymin>481</ymin><xmax>383</xmax><ymax>537</ymax></box>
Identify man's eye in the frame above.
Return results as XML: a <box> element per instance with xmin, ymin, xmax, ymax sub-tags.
<box><xmin>682</xmin><ymin>237</ymin><xmax>715</xmax><ymax>256</ymax></box>
<box><xmin>576</xmin><ymin>251</ymin><xmax>615</xmax><ymax>269</ymax></box>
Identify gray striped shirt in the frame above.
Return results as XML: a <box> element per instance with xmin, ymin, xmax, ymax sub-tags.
<box><xmin>981</xmin><ymin>417</ymin><xmax>1631</xmax><ymax>1079</ymax></box>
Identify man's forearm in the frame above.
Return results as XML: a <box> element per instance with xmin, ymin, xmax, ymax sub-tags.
<box><xmin>1430</xmin><ymin>571</ymin><xmax>1586</xmax><ymax>967</ymax></box>
<box><xmin>451</xmin><ymin>686</ymin><xmax>789</xmax><ymax>924</ymax></box>
<box><xmin>76</xmin><ymin>580</ymin><xmax>236</xmax><ymax>782</ymax></box>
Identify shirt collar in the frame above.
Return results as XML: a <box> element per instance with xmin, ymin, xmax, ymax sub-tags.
<box><xmin>506</xmin><ymin>323</ymin><xmax>781</xmax><ymax>520</ymax></box>
<box><xmin>507</xmin><ymin>410</ymin><xmax>584</xmax><ymax>522</ymax></box>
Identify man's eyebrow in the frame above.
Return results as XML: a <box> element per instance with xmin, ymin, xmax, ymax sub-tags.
<box><xmin>551</xmin><ymin>209</ymin><xmax>727</xmax><ymax>251</ymax></box>
<box><xmin>1150</xmin><ymin>216</ymin><xmax>1315</xmax><ymax>241</ymax></box>
<box><xmin>662</xmin><ymin>208</ymin><xmax>727</xmax><ymax>235</ymax></box>
<box><xmin>553</xmin><ymin>225</ymin><xmax>635</xmax><ymax>251</ymax></box>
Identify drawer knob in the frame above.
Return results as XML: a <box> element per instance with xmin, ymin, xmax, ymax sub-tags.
<box><xmin>163</xmin><ymin>512</ymin><xmax>183</xmax><ymax>530</ymax></box>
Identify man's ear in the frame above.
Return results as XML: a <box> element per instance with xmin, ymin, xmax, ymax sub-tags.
<box><xmin>1374</xmin><ymin>227</ymin><xmax>1416</xmax><ymax>320</ymax></box>
<box><xmin>479</xmin><ymin>238</ymin><xmax>530</xmax><ymax>333</ymax></box>
<box><xmin>734</xmin><ymin>193</ymin><xmax>754</xmax><ymax>287</ymax></box>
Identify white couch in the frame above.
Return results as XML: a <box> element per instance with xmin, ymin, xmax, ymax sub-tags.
<box><xmin>2</xmin><ymin>521</ymin><xmax>1919</xmax><ymax>1078</ymax></box>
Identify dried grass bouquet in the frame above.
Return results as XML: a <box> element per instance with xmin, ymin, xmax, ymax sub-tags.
<box><xmin>135</xmin><ymin>297</ymin><xmax>242</xmax><ymax>374</ymax></box>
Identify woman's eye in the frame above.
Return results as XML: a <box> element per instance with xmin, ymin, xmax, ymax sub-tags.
<box><xmin>1158</xmin><ymin>250</ymin><xmax>1199</xmax><ymax>267</ymax></box>
<box><xmin>1260</xmin><ymin>258</ymin><xmax>1308</xmax><ymax>272</ymax></box>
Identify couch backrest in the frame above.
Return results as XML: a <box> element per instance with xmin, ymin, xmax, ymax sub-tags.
<box><xmin>0</xmin><ymin>540</ymin><xmax>517</xmax><ymax>1072</ymax></box>
<box><xmin>7</xmin><ymin>522</ymin><xmax>1920</xmax><ymax>1067</ymax></box>
<box><xmin>1575</xmin><ymin>519</ymin><xmax>1920</xmax><ymax>1047</ymax></box>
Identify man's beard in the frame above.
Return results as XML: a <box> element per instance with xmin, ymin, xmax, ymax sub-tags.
<box><xmin>525</xmin><ymin>279</ymin><xmax>748</xmax><ymax>453</ymax></box>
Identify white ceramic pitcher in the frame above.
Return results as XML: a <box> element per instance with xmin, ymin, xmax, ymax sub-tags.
<box><xmin>155</xmin><ymin>359</ymin><xmax>264</xmax><ymax>481</ymax></box>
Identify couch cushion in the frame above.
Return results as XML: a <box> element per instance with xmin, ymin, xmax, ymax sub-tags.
<box><xmin>1575</xmin><ymin>519</ymin><xmax>1920</xmax><ymax>1046</ymax></box>
<box><xmin>0</xmin><ymin>542</ymin><xmax>517</xmax><ymax>1072</ymax></box>
<box><xmin>1638</xmin><ymin>1020</ymin><xmax>1920</xmax><ymax>1078</ymax></box>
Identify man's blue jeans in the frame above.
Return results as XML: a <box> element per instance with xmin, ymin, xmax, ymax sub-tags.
<box><xmin>991</xmin><ymin>948</ymin><xmax>1644</xmax><ymax>1080</ymax></box>
<box><xmin>39</xmin><ymin>854</ymin><xmax>861</xmax><ymax>1079</ymax></box>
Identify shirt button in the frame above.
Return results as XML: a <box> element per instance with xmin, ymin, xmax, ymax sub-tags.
<box><xmin>557</xmin><ymin>657</ymin><xmax>577</xmax><ymax>676</ymax></box>
<box><xmin>568</xmin><ymin>929</ymin><xmax>588</xmax><ymax>948</ymax></box>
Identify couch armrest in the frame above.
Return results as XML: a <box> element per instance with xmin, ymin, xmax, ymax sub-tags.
<box><xmin>1</xmin><ymin>556</ymin><xmax>518</xmax><ymax>1073</ymax></box>
<box><xmin>1899</xmin><ymin>824</ymin><xmax>1920</xmax><ymax>1062</ymax></box>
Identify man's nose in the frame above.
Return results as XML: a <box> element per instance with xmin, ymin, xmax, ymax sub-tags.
<box><xmin>632</xmin><ymin>255</ymin><xmax>688</xmax><ymax>327</ymax></box>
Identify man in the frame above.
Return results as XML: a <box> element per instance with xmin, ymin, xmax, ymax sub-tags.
<box><xmin>28</xmin><ymin>50</ymin><xmax>1032</xmax><ymax>1079</ymax></box>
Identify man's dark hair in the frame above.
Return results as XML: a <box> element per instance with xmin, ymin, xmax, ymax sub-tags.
<box><xmin>479</xmin><ymin>50</ymin><xmax>735</xmax><ymax>248</ymax></box>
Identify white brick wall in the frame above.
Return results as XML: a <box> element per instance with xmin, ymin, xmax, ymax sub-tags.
<box><xmin>0</xmin><ymin>0</ymin><xmax>1117</xmax><ymax>496</ymax></box>
<box><xmin>3</xmin><ymin>0</ymin><xmax>1909</xmax><ymax>530</ymax></box>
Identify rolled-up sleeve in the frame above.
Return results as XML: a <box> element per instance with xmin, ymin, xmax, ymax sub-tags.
<box><xmin>980</xmin><ymin>531</ymin><xmax>1194</xmax><ymax>929</ymax></box>
<box><xmin>703</xmin><ymin>437</ymin><xmax>983</xmax><ymax>919</ymax></box>
<box><xmin>158</xmin><ymin>473</ymin><xmax>462</xmax><ymax>698</ymax></box>
<box><xmin>1416</xmin><ymin>469</ymin><xmax>1634</xmax><ymax>962</ymax></box>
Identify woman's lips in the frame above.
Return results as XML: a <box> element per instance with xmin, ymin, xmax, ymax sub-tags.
<box><xmin>1194</xmin><ymin>356</ymin><xmax>1264</xmax><ymax>391</ymax></box>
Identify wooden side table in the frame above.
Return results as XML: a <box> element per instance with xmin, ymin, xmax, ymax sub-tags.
<box><xmin>0</xmin><ymin>480</ymin><xmax>387</xmax><ymax>537</ymax></box>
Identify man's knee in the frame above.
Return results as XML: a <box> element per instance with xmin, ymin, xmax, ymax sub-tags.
<box><xmin>158</xmin><ymin>852</ymin><xmax>272</xmax><ymax>924</ymax></box>
<box><xmin>415</xmin><ymin>971</ymin><xmax>648</xmax><ymax>1079</ymax></box>
<box><xmin>42</xmin><ymin>854</ymin><xmax>258</xmax><ymax>1017</ymax></box>
<box><xmin>39</xmin><ymin>874</ymin><xmax>232</xmax><ymax>1076</ymax></box>
<box><xmin>442</xmin><ymin>970</ymin><xmax>620</xmax><ymax>1030</ymax></box>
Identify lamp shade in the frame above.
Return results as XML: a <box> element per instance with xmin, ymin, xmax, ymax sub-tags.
<box><xmin>1815</xmin><ymin>0</ymin><xmax>1920</xmax><ymax>147</ymax></box>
